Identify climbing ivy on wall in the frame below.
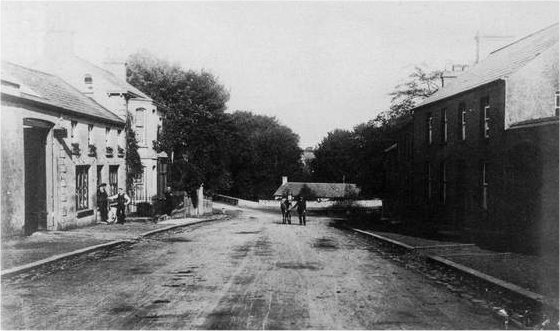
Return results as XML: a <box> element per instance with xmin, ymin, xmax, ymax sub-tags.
<box><xmin>125</xmin><ymin>112</ymin><xmax>143</xmax><ymax>194</ymax></box>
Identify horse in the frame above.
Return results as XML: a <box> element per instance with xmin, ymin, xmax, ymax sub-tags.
<box><xmin>282</xmin><ymin>199</ymin><xmax>292</xmax><ymax>224</ymax></box>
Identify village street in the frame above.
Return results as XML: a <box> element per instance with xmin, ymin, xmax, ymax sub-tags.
<box><xmin>1</xmin><ymin>207</ymin><xmax>502</xmax><ymax>330</ymax></box>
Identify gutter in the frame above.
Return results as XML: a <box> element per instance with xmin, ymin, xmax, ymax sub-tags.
<box><xmin>1</xmin><ymin>92</ymin><xmax>125</xmax><ymax>127</ymax></box>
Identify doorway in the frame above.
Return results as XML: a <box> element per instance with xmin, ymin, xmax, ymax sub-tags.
<box><xmin>23</xmin><ymin>121</ymin><xmax>51</xmax><ymax>235</ymax></box>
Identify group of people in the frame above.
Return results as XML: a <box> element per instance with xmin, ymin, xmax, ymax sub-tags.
<box><xmin>280</xmin><ymin>196</ymin><xmax>307</xmax><ymax>226</ymax></box>
<box><xmin>96</xmin><ymin>184</ymin><xmax>131</xmax><ymax>224</ymax></box>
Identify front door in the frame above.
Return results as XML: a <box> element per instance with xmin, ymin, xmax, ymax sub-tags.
<box><xmin>23</xmin><ymin>126</ymin><xmax>49</xmax><ymax>235</ymax></box>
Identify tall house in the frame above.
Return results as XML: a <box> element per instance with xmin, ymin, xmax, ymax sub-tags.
<box><xmin>397</xmin><ymin>24</ymin><xmax>558</xmax><ymax>253</ymax></box>
<box><xmin>34</xmin><ymin>31</ymin><xmax>168</xmax><ymax>205</ymax></box>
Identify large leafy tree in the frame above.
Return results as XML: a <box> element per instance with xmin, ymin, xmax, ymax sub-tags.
<box><xmin>127</xmin><ymin>50</ymin><xmax>234</xmax><ymax>196</ymax></box>
<box><xmin>227</xmin><ymin>111</ymin><xmax>304</xmax><ymax>200</ymax></box>
<box><xmin>311</xmin><ymin>129</ymin><xmax>360</xmax><ymax>183</ymax></box>
<box><xmin>311</xmin><ymin>66</ymin><xmax>442</xmax><ymax>197</ymax></box>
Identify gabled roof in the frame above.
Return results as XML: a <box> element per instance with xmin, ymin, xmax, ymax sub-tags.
<box><xmin>1</xmin><ymin>61</ymin><xmax>124</xmax><ymax>125</ymax></box>
<box><xmin>34</xmin><ymin>55</ymin><xmax>151</xmax><ymax>100</ymax></box>
<box><xmin>273</xmin><ymin>182</ymin><xmax>360</xmax><ymax>199</ymax></box>
<box><xmin>416</xmin><ymin>23</ymin><xmax>559</xmax><ymax>109</ymax></box>
<box><xmin>71</xmin><ymin>56</ymin><xmax>151</xmax><ymax>100</ymax></box>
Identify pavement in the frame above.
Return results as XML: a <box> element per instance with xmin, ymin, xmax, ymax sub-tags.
<box><xmin>1</xmin><ymin>213</ymin><xmax>229</xmax><ymax>277</ymax></box>
<box><xmin>340</xmin><ymin>222</ymin><xmax>559</xmax><ymax>329</ymax></box>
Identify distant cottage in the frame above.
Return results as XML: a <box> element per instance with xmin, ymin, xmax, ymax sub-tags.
<box><xmin>273</xmin><ymin>177</ymin><xmax>360</xmax><ymax>200</ymax></box>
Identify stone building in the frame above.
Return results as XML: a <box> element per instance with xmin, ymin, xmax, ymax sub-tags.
<box><xmin>34</xmin><ymin>31</ymin><xmax>167</xmax><ymax>207</ymax></box>
<box><xmin>1</xmin><ymin>61</ymin><xmax>126</xmax><ymax>236</ymax></box>
<box><xmin>386</xmin><ymin>24</ymin><xmax>559</xmax><ymax>253</ymax></box>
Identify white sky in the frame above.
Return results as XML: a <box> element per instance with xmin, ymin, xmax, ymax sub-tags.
<box><xmin>2</xmin><ymin>1</ymin><xmax>558</xmax><ymax>147</ymax></box>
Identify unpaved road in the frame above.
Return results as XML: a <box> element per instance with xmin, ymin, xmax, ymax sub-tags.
<box><xmin>2</xmin><ymin>208</ymin><xmax>501</xmax><ymax>329</ymax></box>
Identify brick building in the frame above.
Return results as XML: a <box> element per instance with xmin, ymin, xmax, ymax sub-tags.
<box><xmin>386</xmin><ymin>24</ymin><xmax>559</xmax><ymax>253</ymax></box>
<box><xmin>1</xmin><ymin>62</ymin><xmax>126</xmax><ymax>236</ymax></box>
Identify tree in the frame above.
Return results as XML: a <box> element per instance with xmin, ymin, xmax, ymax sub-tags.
<box><xmin>125</xmin><ymin>113</ymin><xmax>143</xmax><ymax>194</ymax></box>
<box><xmin>309</xmin><ymin>66</ymin><xmax>442</xmax><ymax>197</ymax></box>
<box><xmin>311</xmin><ymin>129</ymin><xmax>360</xmax><ymax>183</ymax></box>
<box><xmin>387</xmin><ymin>66</ymin><xmax>442</xmax><ymax>120</ymax></box>
<box><xmin>227</xmin><ymin>111</ymin><xmax>304</xmax><ymax>200</ymax></box>
<box><xmin>127</xmin><ymin>50</ymin><xmax>234</xmax><ymax>197</ymax></box>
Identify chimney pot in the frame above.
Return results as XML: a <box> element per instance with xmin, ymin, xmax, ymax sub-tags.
<box><xmin>282</xmin><ymin>176</ymin><xmax>288</xmax><ymax>185</ymax></box>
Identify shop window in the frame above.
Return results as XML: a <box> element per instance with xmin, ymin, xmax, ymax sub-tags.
<box><xmin>76</xmin><ymin>165</ymin><xmax>90</xmax><ymax>211</ymax></box>
<box><xmin>109</xmin><ymin>165</ymin><xmax>119</xmax><ymax>196</ymax></box>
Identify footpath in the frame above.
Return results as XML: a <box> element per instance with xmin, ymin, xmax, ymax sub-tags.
<box><xmin>341</xmin><ymin>221</ymin><xmax>559</xmax><ymax>329</ymax></box>
<box><xmin>1</xmin><ymin>213</ymin><xmax>229</xmax><ymax>277</ymax></box>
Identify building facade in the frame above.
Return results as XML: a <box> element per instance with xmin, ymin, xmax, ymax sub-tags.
<box><xmin>34</xmin><ymin>31</ymin><xmax>167</xmax><ymax>207</ymax></box>
<box><xmin>1</xmin><ymin>62</ymin><xmax>126</xmax><ymax>236</ymax></box>
<box><xmin>386</xmin><ymin>24</ymin><xmax>559</xmax><ymax>253</ymax></box>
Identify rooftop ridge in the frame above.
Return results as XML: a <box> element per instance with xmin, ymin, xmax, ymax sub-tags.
<box><xmin>489</xmin><ymin>22</ymin><xmax>559</xmax><ymax>55</ymax></box>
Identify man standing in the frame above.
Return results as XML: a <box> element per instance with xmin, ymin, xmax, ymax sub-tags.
<box><xmin>97</xmin><ymin>183</ymin><xmax>109</xmax><ymax>224</ymax></box>
<box><xmin>293</xmin><ymin>196</ymin><xmax>307</xmax><ymax>226</ymax></box>
<box><xmin>164</xmin><ymin>186</ymin><xmax>174</xmax><ymax>216</ymax></box>
<box><xmin>283</xmin><ymin>198</ymin><xmax>292</xmax><ymax>224</ymax></box>
<box><xmin>110</xmin><ymin>188</ymin><xmax>131</xmax><ymax>224</ymax></box>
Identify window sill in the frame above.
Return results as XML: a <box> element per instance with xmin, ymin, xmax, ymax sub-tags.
<box><xmin>77</xmin><ymin>209</ymin><xmax>94</xmax><ymax>218</ymax></box>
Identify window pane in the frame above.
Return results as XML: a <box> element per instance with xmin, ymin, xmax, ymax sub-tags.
<box><xmin>76</xmin><ymin>166</ymin><xmax>89</xmax><ymax>211</ymax></box>
<box><xmin>109</xmin><ymin>166</ymin><xmax>119</xmax><ymax>196</ymax></box>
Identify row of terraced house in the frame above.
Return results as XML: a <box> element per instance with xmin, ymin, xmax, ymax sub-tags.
<box><xmin>1</xmin><ymin>31</ymin><xmax>168</xmax><ymax>236</ymax></box>
<box><xmin>382</xmin><ymin>24</ymin><xmax>559</xmax><ymax>254</ymax></box>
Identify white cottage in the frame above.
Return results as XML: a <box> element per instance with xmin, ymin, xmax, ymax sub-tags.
<box><xmin>34</xmin><ymin>31</ymin><xmax>168</xmax><ymax>208</ymax></box>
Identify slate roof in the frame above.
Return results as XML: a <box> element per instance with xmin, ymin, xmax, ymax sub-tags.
<box><xmin>70</xmin><ymin>56</ymin><xmax>151</xmax><ymax>100</ymax></box>
<box><xmin>1</xmin><ymin>61</ymin><xmax>124</xmax><ymax>125</ymax></box>
<box><xmin>415</xmin><ymin>23</ymin><xmax>559</xmax><ymax>109</ymax></box>
<box><xmin>34</xmin><ymin>55</ymin><xmax>151</xmax><ymax>100</ymax></box>
<box><xmin>273</xmin><ymin>182</ymin><xmax>361</xmax><ymax>199</ymax></box>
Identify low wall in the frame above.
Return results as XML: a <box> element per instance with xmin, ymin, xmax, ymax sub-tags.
<box><xmin>258</xmin><ymin>199</ymin><xmax>382</xmax><ymax>210</ymax></box>
<box><xmin>213</xmin><ymin>194</ymin><xmax>382</xmax><ymax>211</ymax></box>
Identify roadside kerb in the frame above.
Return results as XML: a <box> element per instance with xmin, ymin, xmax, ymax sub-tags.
<box><xmin>1</xmin><ymin>215</ymin><xmax>228</xmax><ymax>279</ymax></box>
<box><xmin>345</xmin><ymin>226</ymin><xmax>557</xmax><ymax>317</ymax></box>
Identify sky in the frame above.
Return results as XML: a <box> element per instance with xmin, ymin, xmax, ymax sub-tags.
<box><xmin>2</xmin><ymin>1</ymin><xmax>558</xmax><ymax>147</ymax></box>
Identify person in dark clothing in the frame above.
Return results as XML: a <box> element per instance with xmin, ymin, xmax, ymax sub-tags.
<box><xmin>283</xmin><ymin>198</ymin><xmax>292</xmax><ymax>224</ymax></box>
<box><xmin>292</xmin><ymin>196</ymin><xmax>307</xmax><ymax>226</ymax></box>
<box><xmin>164</xmin><ymin>187</ymin><xmax>174</xmax><ymax>216</ymax></box>
<box><xmin>97</xmin><ymin>183</ymin><xmax>109</xmax><ymax>224</ymax></box>
<box><xmin>280</xmin><ymin>198</ymin><xmax>288</xmax><ymax>224</ymax></box>
<box><xmin>110</xmin><ymin>188</ymin><xmax>131</xmax><ymax>224</ymax></box>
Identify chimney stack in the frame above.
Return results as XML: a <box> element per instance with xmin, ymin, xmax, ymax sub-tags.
<box><xmin>44</xmin><ymin>30</ymin><xmax>75</xmax><ymax>59</ymax></box>
<box><xmin>103</xmin><ymin>58</ymin><xmax>127</xmax><ymax>83</ymax></box>
<box><xmin>440</xmin><ymin>64</ymin><xmax>469</xmax><ymax>87</ymax></box>
<box><xmin>282</xmin><ymin>176</ymin><xmax>288</xmax><ymax>185</ymax></box>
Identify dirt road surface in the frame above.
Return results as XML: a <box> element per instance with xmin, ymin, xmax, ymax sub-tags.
<box><xmin>1</xmin><ymin>208</ymin><xmax>502</xmax><ymax>329</ymax></box>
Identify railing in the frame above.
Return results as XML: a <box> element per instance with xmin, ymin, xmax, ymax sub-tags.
<box><xmin>213</xmin><ymin>194</ymin><xmax>239</xmax><ymax>206</ymax></box>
